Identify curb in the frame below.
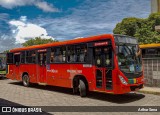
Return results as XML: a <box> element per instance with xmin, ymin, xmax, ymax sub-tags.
<box><xmin>138</xmin><ymin>90</ymin><xmax>160</xmax><ymax>95</ymax></box>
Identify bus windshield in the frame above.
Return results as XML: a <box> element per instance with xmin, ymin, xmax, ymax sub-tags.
<box><xmin>114</xmin><ymin>35</ymin><xmax>142</xmax><ymax>75</ymax></box>
<box><xmin>117</xmin><ymin>44</ymin><xmax>142</xmax><ymax>73</ymax></box>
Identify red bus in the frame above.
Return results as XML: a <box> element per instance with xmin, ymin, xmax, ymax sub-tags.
<box><xmin>6</xmin><ymin>34</ymin><xmax>144</xmax><ymax>97</ymax></box>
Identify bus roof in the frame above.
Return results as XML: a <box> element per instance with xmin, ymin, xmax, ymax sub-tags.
<box><xmin>10</xmin><ymin>34</ymin><xmax>114</xmax><ymax>52</ymax></box>
<box><xmin>140</xmin><ymin>43</ymin><xmax>160</xmax><ymax>49</ymax></box>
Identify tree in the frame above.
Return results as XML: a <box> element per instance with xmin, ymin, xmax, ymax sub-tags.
<box><xmin>22</xmin><ymin>37</ymin><xmax>58</xmax><ymax>47</ymax></box>
<box><xmin>113</xmin><ymin>17</ymin><xmax>141</xmax><ymax>36</ymax></box>
<box><xmin>113</xmin><ymin>13</ymin><xmax>160</xmax><ymax>44</ymax></box>
<box><xmin>3</xmin><ymin>50</ymin><xmax>9</xmax><ymax>53</ymax></box>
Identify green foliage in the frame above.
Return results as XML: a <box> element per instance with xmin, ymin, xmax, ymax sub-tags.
<box><xmin>22</xmin><ymin>37</ymin><xmax>58</xmax><ymax>47</ymax></box>
<box><xmin>113</xmin><ymin>13</ymin><xmax>160</xmax><ymax>44</ymax></box>
<box><xmin>114</xmin><ymin>17</ymin><xmax>140</xmax><ymax>36</ymax></box>
<box><xmin>3</xmin><ymin>50</ymin><xmax>9</xmax><ymax>53</ymax></box>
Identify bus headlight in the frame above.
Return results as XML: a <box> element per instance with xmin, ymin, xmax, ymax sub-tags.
<box><xmin>119</xmin><ymin>75</ymin><xmax>128</xmax><ymax>85</ymax></box>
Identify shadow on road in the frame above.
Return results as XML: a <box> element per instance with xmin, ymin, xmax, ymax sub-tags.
<box><xmin>9</xmin><ymin>81</ymin><xmax>74</xmax><ymax>95</ymax></box>
<box><xmin>0</xmin><ymin>77</ymin><xmax>8</xmax><ymax>80</ymax></box>
<box><xmin>87</xmin><ymin>91</ymin><xmax>145</xmax><ymax>104</ymax></box>
<box><xmin>9</xmin><ymin>81</ymin><xmax>145</xmax><ymax>104</ymax></box>
<box><xmin>0</xmin><ymin>98</ymin><xmax>52</xmax><ymax>115</ymax></box>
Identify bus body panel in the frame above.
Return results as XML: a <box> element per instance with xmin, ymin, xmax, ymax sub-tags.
<box><xmin>14</xmin><ymin>65</ymin><xmax>20</xmax><ymax>80</ymax></box>
<box><xmin>46</xmin><ymin>64</ymin><xmax>72</xmax><ymax>88</ymax></box>
<box><xmin>46</xmin><ymin>64</ymin><xmax>94</xmax><ymax>89</ymax></box>
<box><xmin>6</xmin><ymin>34</ymin><xmax>144</xmax><ymax>95</ymax></box>
<box><xmin>37</xmin><ymin>64</ymin><xmax>46</xmax><ymax>83</ymax></box>
<box><xmin>7</xmin><ymin>65</ymin><xmax>14</xmax><ymax>79</ymax></box>
<box><xmin>20</xmin><ymin>64</ymin><xmax>37</xmax><ymax>83</ymax></box>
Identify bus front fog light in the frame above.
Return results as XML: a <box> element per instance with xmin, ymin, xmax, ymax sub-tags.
<box><xmin>119</xmin><ymin>75</ymin><xmax>128</xmax><ymax>85</ymax></box>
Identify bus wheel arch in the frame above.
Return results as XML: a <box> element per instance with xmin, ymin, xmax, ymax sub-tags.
<box><xmin>72</xmin><ymin>75</ymin><xmax>88</xmax><ymax>97</ymax></box>
<box><xmin>22</xmin><ymin>72</ymin><xmax>30</xmax><ymax>87</ymax></box>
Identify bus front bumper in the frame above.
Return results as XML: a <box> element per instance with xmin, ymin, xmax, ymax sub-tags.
<box><xmin>114</xmin><ymin>83</ymin><xmax>144</xmax><ymax>94</ymax></box>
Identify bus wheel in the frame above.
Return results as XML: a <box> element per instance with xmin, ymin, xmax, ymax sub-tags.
<box><xmin>22</xmin><ymin>74</ymin><xmax>30</xmax><ymax>87</ymax></box>
<box><xmin>79</xmin><ymin>79</ymin><xmax>87</xmax><ymax>97</ymax></box>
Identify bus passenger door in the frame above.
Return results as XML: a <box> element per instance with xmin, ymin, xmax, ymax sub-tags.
<box><xmin>14</xmin><ymin>53</ymin><xmax>20</xmax><ymax>80</ymax></box>
<box><xmin>94</xmin><ymin>47</ymin><xmax>105</xmax><ymax>91</ymax></box>
<box><xmin>37</xmin><ymin>51</ymin><xmax>47</xmax><ymax>83</ymax></box>
<box><xmin>94</xmin><ymin>45</ymin><xmax>113</xmax><ymax>91</ymax></box>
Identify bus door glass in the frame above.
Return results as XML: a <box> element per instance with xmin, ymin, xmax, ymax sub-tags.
<box><xmin>103</xmin><ymin>46</ymin><xmax>113</xmax><ymax>90</ymax></box>
<box><xmin>37</xmin><ymin>49</ymin><xmax>47</xmax><ymax>83</ymax></box>
<box><xmin>14</xmin><ymin>52</ymin><xmax>20</xmax><ymax>79</ymax></box>
<box><xmin>94</xmin><ymin>41</ymin><xmax>113</xmax><ymax>90</ymax></box>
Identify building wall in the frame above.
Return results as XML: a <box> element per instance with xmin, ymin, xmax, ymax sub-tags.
<box><xmin>151</xmin><ymin>0</ymin><xmax>160</xmax><ymax>13</ymax></box>
<box><xmin>141</xmin><ymin>47</ymin><xmax>160</xmax><ymax>87</ymax></box>
<box><xmin>143</xmin><ymin>58</ymin><xmax>160</xmax><ymax>87</ymax></box>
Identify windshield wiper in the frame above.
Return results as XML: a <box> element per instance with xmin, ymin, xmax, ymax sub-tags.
<box><xmin>123</xmin><ymin>44</ymin><xmax>133</xmax><ymax>55</ymax></box>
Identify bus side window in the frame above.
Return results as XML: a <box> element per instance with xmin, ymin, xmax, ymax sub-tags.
<box><xmin>67</xmin><ymin>46</ymin><xmax>76</xmax><ymax>62</ymax></box>
<box><xmin>55</xmin><ymin>48</ymin><xmax>60</xmax><ymax>62</ymax></box>
<box><xmin>50</xmin><ymin>50</ymin><xmax>55</xmax><ymax>63</ymax></box>
<box><xmin>50</xmin><ymin>47</ymin><xmax>62</xmax><ymax>63</ymax></box>
<box><xmin>26</xmin><ymin>50</ymin><xmax>36</xmax><ymax>63</ymax></box>
<box><xmin>7</xmin><ymin>53</ymin><xmax>14</xmax><ymax>64</ymax></box>
<box><xmin>62</xmin><ymin>50</ymin><xmax>66</xmax><ymax>62</ymax></box>
<box><xmin>14</xmin><ymin>54</ymin><xmax>20</xmax><ymax>65</ymax></box>
<box><xmin>77</xmin><ymin>45</ymin><xmax>87</xmax><ymax>62</ymax></box>
<box><xmin>21</xmin><ymin>51</ymin><xmax>25</xmax><ymax>63</ymax></box>
<box><xmin>40</xmin><ymin>53</ymin><xmax>43</xmax><ymax>65</ymax></box>
<box><xmin>44</xmin><ymin>53</ymin><xmax>47</xmax><ymax>65</ymax></box>
<box><xmin>76</xmin><ymin>46</ymin><xmax>81</xmax><ymax>62</ymax></box>
<box><xmin>61</xmin><ymin>47</ymin><xmax>66</xmax><ymax>62</ymax></box>
<box><xmin>32</xmin><ymin>51</ymin><xmax>36</xmax><ymax>63</ymax></box>
<box><xmin>67</xmin><ymin>47</ymin><xmax>70</xmax><ymax>62</ymax></box>
<box><xmin>58</xmin><ymin>47</ymin><xmax>66</xmax><ymax>62</ymax></box>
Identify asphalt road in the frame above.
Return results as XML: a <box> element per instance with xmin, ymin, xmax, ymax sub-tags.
<box><xmin>0</xmin><ymin>77</ymin><xmax>160</xmax><ymax>115</ymax></box>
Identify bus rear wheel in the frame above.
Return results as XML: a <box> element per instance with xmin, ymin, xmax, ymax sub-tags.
<box><xmin>22</xmin><ymin>74</ymin><xmax>30</xmax><ymax>87</ymax></box>
<box><xmin>79</xmin><ymin>79</ymin><xmax>87</xmax><ymax>97</ymax></box>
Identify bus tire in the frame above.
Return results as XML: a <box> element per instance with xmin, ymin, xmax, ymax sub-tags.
<box><xmin>22</xmin><ymin>74</ymin><xmax>30</xmax><ymax>87</ymax></box>
<box><xmin>79</xmin><ymin>79</ymin><xmax>87</xmax><ymax>97</ymax></box>
<box><xmin>73</xmin><ymin>87</ymin><xmax>79</xmax><ymax>94</ymax></box>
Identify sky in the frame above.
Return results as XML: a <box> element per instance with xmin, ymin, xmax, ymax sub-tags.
<box><xmin>0</xmin><ymin>0</ymin><xmax>151</xmax><ymax>52</ymax></box>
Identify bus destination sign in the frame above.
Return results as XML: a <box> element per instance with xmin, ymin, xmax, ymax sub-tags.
<box><xmin>94</xmin><ymin>42</ymin><xmax>108</xmax><ymax>46</ymax></box>
<box><xmin>38</xmin><ymin>49</ymin><xmax>47</xmax><ymax>52</ymax></box>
